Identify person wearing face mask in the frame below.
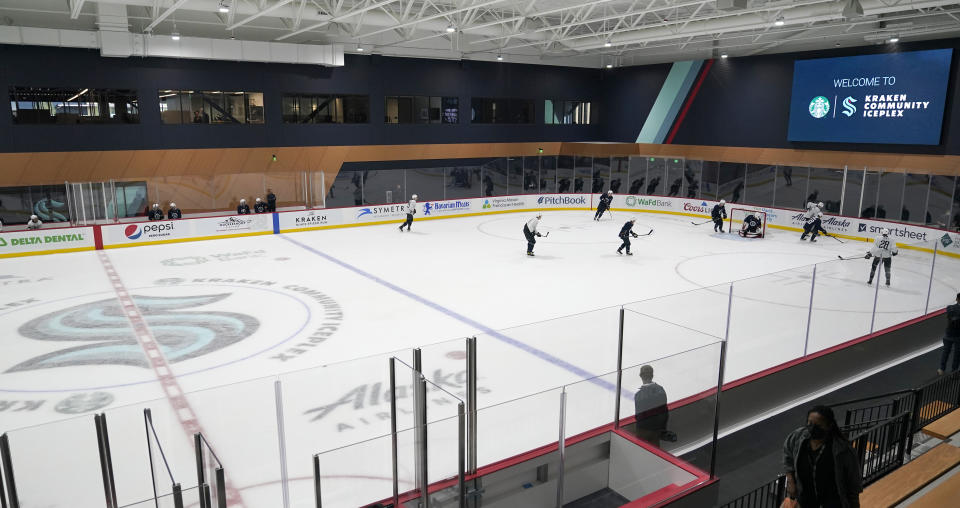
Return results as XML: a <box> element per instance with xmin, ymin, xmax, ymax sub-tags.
<box><xmin>782</xmin><ymin>405</ymin><xmax>862</xmax><ymax>508</ymax></box>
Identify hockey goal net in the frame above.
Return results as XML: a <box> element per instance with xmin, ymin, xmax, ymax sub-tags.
<box><xmin>729</xmin><ymin>208</ymin><xmax>767</xmax><ymax>238</ymax></box>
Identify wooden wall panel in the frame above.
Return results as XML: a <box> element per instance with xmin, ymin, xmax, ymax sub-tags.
<box><xmin>2</xmin><ymin>142</ymin><xmax>959</xmax><ymax>187</ymax></box>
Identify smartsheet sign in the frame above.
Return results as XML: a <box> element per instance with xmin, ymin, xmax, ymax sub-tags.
<box><xmin>787</xmin><ymin>49</ymin><xmax>953</xmax><ymax>145</ymax></box>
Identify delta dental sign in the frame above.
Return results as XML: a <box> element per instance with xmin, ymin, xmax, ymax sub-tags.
<box><xmin>0</xmin><ymin>228</ymin><xmax>96</xmax><ymax>256</ymax></box>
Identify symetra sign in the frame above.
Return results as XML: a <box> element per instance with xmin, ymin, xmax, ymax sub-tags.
<box><xmin>787</xmin><ymin>49</ymin><xmax>953</xmax><ymax>145</ymax></box>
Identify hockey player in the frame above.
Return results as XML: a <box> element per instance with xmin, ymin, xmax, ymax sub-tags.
<box><xmin>712</xmin><ymin>200</ymin><xmax>727</xmax><ymax>232</ymax></box>
<box><xmin>804</xmin><ymin>201</ymin><xmax>825</xmax><ymax>220</ymax></box>
<box><xmin>399</xmin><ymin>194</ymin><xmax>417</xmax><ymax>232</ymax></box>
<box><xmin>148</xmin><ymin>203</ymin><xmax>164</xmax><ymax>221</ymax></box>
<box><xmin>595</xmin><ymin>190</ymin><xmax>613</xmax><ymax>221</ymax></box>
<box><xmin>237</xmin><ymin>199</ymin><xmax>250</xmax><ymax>215</ymax></box>
<box><xmin>617</xmin><ymin>218</ymin><xmax>640</xmax><ymax>255</ymax></box>
<box><xmin>166</xmin><ymin>203</ymin><xmax>182</xmax><ymax>220</ymax></box>
<box><xmin>26</xmin><ymin>214</ymin><xmax>42</xmax><ymax>230</ymax></box>
<box><xmin>800</xmin><ymin>213</ymin><xmax>829</xmax><ymax>242</ymax></box>
<box><xmin>254</xmin><ymin>197</ymin><xmax>268</xmax><ymax>214</ymax></box>
<box><xmin>866</xmin><ymin>229</ymin><xmax>898</xmax><ymax>286</ymax></box>
<box><xmin>739</xmin><ymin>213</ymin><xmax>763</xmax><ymax>238</ymax></box>
<box><xmin>523</xmin><ymin>213</ymin><xmax>543</xmax><ymax>256</ymax></box>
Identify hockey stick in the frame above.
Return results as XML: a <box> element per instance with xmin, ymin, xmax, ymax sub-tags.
<box><xmin>824</xmin><ymin>233</ymin><xmax>845</xmax><ymax>244</ymax></box>
<box><xmin>690</xmin><ymin>219</ymin><xmax>712</xmax><ymax>226</ymax></box>
<box><xmin>636</xmin><ymin>229</ymin><xmax>654</xmax><ymax>237</ymax></box>
<box><xmin>836</xmin><ymin>255</ymin><xmax>863</xmax><ymax>261</ymax></box>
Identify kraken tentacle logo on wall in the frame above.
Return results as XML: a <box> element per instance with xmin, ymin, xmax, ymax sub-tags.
<box><xmin>9</xmin><ymin>294</ymin><xmax>259</xmax><ymax>372</ymax></box>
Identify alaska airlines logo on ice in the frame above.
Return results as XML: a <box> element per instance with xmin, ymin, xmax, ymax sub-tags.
<box><xmin>809</xmin><ymin>96</ymin><xmax>830</xmax><ymax>119</ymax></box>
<box><xmin>538</xmin><ymin>196</ymin><xmax>586</xmax><ymax>206</ymax></box>
<box><xmin>7</xmin><ymin>294</ymin><xmax>259</xmax><ymax>372</ymax></box>
<box><xmin>842</xmin><ymin>96</ymin><xmax>857</xmax><ymax>117</ymax></box>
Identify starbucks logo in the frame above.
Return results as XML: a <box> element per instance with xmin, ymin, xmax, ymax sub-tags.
<box><xmin>809</xmin><ymin>96</ymin><xmax>830</xmax><ymax>119</ymax></box>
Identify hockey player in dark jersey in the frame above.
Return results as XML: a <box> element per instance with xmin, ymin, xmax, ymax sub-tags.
<box><xmin>711</xmin><ymin>200</ymin><xmax>727</xmax><ymax>232</ymax></box>
<box><xmin>739</xmin><ymin>214</ymin><xmax>762</xmax><ymax>238</ymax></box>
<box><xmin>237</xmin><ymin>199</ymin><xmax>250</xmax><ymax>215</ymax></box>
<box><xmin>595</xmin><ymin>190</ymin><xmax>613</xmax><ymax>220</ymax></box>
<box><xmin>148</xmin><ymin>203</ymin><xmax>164</xmax><ymax>220</ymax></box>
<box><xmin>254</xmin><ymin>198</ymin><xmax>268</xmax><ymax>213</ymax></box>
<box><xmin>166</xmin><ymin>203</ymin><xmax>182</xmax><ymax>219</ymax></box>
<box><xmin>800</xmin><ymin>213</ymin><xmax>829</xmax><ymax>242</ymax></box>
<box><xmin>617</xmin><ymin>218</ymin><xmax>640</xmax><ymax>255</ymax></box>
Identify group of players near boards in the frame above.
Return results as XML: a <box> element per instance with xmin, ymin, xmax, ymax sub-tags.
<box><xmin>397</xmin><ymin>190</ymin><xmax>901</xmax><ymax>286</ymax></box>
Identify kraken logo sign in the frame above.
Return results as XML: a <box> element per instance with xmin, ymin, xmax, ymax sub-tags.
<box><xmin>9</xmin><ymin>294</ymin><xmax>259</xmax><ymax>372</ymax></box>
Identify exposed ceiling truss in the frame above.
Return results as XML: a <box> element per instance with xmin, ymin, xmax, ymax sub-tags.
<box><xmin>2</xmin><ymin>0</ymin><xmax>960</xmax><ymax>67</ymax></box>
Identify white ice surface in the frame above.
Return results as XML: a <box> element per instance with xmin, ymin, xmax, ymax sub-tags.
<box><xmin>0</xmin><ymin>210</ymin><xmax>957</xmax><ymax>508</ymax></box>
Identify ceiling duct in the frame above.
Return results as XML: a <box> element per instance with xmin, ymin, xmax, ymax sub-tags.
<box><xmin>842</xmin><ymin>0</ymin><xmax>864</xmax><ymax>18</ymax></box>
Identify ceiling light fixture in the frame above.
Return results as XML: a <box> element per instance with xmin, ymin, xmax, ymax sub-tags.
<box><xmin>604</xmin><ymin>41</ymin><xmax>612</xmax><ymax>47</ymax></box>
<box><xmin>446</xmin><ymin>26</ymin><xmax>456</xmax><ymax>33</ymax></box>
<box><xmin>218</xmin><ymin>1</ymin><xmax>230</xmax><ymax>13</ymax></box>
<box><xmin>888</xmin><ymin>37</ymin><xmax>899</xmax><ymax>43</ymax></box>
<box><xmin>720</xmin><ymin>53</ymin><xmax>728</xmax><ymax>59</ymax></box>
<box><xmin>496</xmin><ymin>53</ymin><xmax>503</xmax><ymax>61</ymax></box>
<box><xmin>605</xmin><ymin>63</ymin><xmax>613</xmax><ymax>69</ymax></box>
<box><xmin>357</xmin><ymin>46</ymin><xmax>364</xmax><ymax>52</ymax></box>
<box><xmin>171</xmin><ymin>32</ymin><xmax>180</xmax><ymax>41</ymax></box>
<box><xmin>774</xmin><ymin>17</ymin><xmax>785</xmax><ymax>27</ymax></box>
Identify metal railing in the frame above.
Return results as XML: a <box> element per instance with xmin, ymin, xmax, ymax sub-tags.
<box><xmin>718</xmin><ymin>475</ymin><xmax>785</xmax><ymax>508</ymax></box>
<box><xmin>850</xmin><ymin>411</ymin><xmax>912</xmax><ymax>486</ymax></box>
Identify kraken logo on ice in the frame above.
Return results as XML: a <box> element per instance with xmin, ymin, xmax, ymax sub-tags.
<box><xmin>8</xmin><ymin>294</ymin><xmax>258</xmax><ymax>372</ymax></box>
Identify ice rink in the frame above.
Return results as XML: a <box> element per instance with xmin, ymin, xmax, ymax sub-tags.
<box><xmin>1</xmin><ymin>209</ymin><xmax>958</xmax><ymax>507</ymax></box>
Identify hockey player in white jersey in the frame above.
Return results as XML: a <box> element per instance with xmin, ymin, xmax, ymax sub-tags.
<box><xmin>865</xmin><ymin>229</ymin><xmax>898</xmax><ymax>286</ymax></box>
<box><xmin>804</xmin><ymin>201</ymin><xmax>825</xmax><ymax>220</ymax></box>
<box><xmin>523</xmin><ymin>213</ymin><xmax>543</xmax><ymax>256</ymax></box>
<box><xmin>399</xmin><ymin>194</ymin><xmax>418</xmax><ymax>232</ymax></box>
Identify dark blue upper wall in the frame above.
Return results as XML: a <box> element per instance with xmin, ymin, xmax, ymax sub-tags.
<box><xmin>0</xmin><ymin>45</ymin><xmax>669</xmax><ymax>153</ymax></box>
<box><xmin>652</xmin><ymin>39</ymin><xmax>960</xmax><ymax>155</ymax></box>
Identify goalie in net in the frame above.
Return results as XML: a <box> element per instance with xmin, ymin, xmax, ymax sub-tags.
<box><xmin>732</xmin><ymin>209</ymin><xmax>765</xmax><ymax>238</ymax></box>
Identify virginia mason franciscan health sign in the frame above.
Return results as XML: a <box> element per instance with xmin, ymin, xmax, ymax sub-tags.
<box><xmin>787</xmin><ymin>49</ymin><xmax>953</xmax><ymax>145</ymax></box>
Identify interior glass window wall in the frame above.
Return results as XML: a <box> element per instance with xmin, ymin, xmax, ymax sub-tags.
<box><xmin>806</xmin><ymin>168</ymin><xmax>844</xmax><ymax>213</ymax></box>
<box><xmin>744</xmin><ymin>164</ymin><xmax>776</xmax><ymax>207</ymax></box>
<box><xmin>362</xmin><ymin>170</ymin><xmax>406</xmax><ymax>205</ymax></box>
<box><xmin>611</xmin><ymin>157</ymin><xmax>628</xmax><ymax>195</ymax></box>
<box><xmin>841</xmin><ymin>168</ymin><xmax>863</xmax><ymax>217</ymax></box>
<box><xmin>700</xmin><ymin>161</ymin><xmax>720</xmax><ymax>201</ymax></box>
<box><xmin>557</xmin><ymin>156</ymin><xmax>575</xmax><ymax>193</ymax></box>
<box><xmin>445</xmin><ymin>167</ymin><xmax>480</xmax><ymax>200</ymax></box>
<box><xmin>665</xmin><ymin>158</ymin><xmax>684</xmax><ymax>197</ymax></box>
<box><xmin>682</xmin><ymin>160</ymin><xmax>702</xmax><ymax>199</ymax></box>
<box><xmin>592</xmin><ymin>157</ymin><xmax>610</xmax><ymax>194</ymax></box>
<box><xmin>627</xmin><ymin>157</ymin><xmax>646</xmax><ymax>195</ymax></box>
<box><xmin>717</xmin><ymin>162</ymin><xmax>745</xmax><ymax>204</ymax></box>
<box><xmin>860</xmin><ymin>171</ymin><xmax>881</xmax><ymax>218</ymax></box>
<box><xmin>574</xmin><ymin>156</ymin><xmax>592</xmax><ymax>194</ymax></box>
<box><xmin>405</xmin><ymin>168</ymin><xmax>445</xmax><ymax>201</ymax></box>
<box><xmin>876</xmin><ymin>171</ymin><xmax>905</xmax><ymax>220</ymax></box>
<box><xmin>927</xmin><ymin>175</ymin><xmax>955</xmax><ymax>227</ymax></box>
<box><xmin>901</xmin><ymin>173</ymin><xmax>930</xmax><ymax>223</ymax></box>
<box><xmin>523</xmin><ymin>157</ymin><xmax>540</xmax><ymax>194</ymax></box>
<box><xmin>508</xmin><ymin>157</ymin><xmax>524</xmax><ymax>194</ymax></box>
<box><xmin>481</xmin><ymin>159</ymin><xmax>508</xmax><ymax>196</ymax></box>
<box><xmin>540</xmin><ymin>156</ymin><xmax>557</xmax><ymax>193</ymax></box>
<box><xmin>645</xmin><ymin>158</ymin><xmax>666</xmax><ymax>195</ymax></box>
<box><xmin>327</xmin><ymin>171</ymin><xmax>363</xmax><ymax>208</ymax></box>
<box><xmin>11</xmin><ymin>87</ymin><xmax>139</xmax><ymax>124</ymax></box>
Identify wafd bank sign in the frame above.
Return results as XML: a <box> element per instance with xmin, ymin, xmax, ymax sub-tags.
<box><xmin>787</xmin><ymin>49</ymin><xmax>953</xmax><ymax>145</ymax></box>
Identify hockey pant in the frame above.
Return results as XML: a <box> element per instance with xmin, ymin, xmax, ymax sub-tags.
<box><xmin>523</xmin><ymin>225</ymin><xmax>536</xmax><ymax>253</ymax></box>
<box><xmin>713</xmin><ymin>217</ymin><xmax>724</xmax><ymax>232</ymax></box>
<box><xmin>869</xmin><ymin>257</ymin><xmax>892</xmax><ymax>284</ymax></box>
<box><xmin>594</xmin><ymin>204</ymin><xmax>608</xmax><ymax>220</ymax></box>
<box><xmin>618</xmin><ymin>235</ymin><xmax>631</xmax><ymax>253</ymax></box>
<box><xmin>400</xmin><ymin>213</ymin><xmax>413</xmax><ymax>231</ymax></box>
<box><xmin>800</xmin><ymin>224</ymin><xmax>822</xmax><ymax>240</ymax></box>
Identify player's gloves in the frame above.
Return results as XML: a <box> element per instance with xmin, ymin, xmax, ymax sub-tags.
<box><xmin>864</xmin><ymin>253</ymin><xmax>872</xmax><ymax>259</ymax></box>
<box><xmin>535</xmin><ymin>232</ymin><xmax>542</xmax><ymax>237</ymax></box>
<box><xmin>892</xmin><ymin>252</ymin><xmax>898</xmax><ymax>256</ymax></box>
<box><xmin>631</xmin><ymin>232</ymin><xmax>638</xmax><ymax>238</ymax></box>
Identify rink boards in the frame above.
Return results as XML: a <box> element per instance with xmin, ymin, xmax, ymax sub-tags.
<box><xmin>1</xmin><ymin>193</ymin><xmax>957</xmax><ymax>258</ymax></box>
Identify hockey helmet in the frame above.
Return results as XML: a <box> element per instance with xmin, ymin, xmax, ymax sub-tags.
<box><xmin>412</xmin><ymin>194</ymin><xmax>418</xmax><ymax>199</ymax></box>
<box><xmin>719</xmin><ymin>199</ymin><xmax>726</xmax><ymax>205</ymax></box>
<box><xmin>817</xmin><ymin>212</ymin><xmax>823</xmax><ymax>218</ymax></box>
<box><xmin>256</xmin><ymin>197</ymin><xmax>262</xmax><ymax>202</ymax></box>
<box><xmin>536</xmin><ymin>213</ymin><xmax>542</xmax><ymax>219</ymax></box>
<box><xmin>152</xmin><ymin>203</ymin><xmax>159</xmax><ymax>208</ymax></box>
<box><xmin>30</xmin><ymin>214</ymin><xmax>37</xmax><ymax>220</ymax></box>
<box><xmin>818</xmin><ymin>202</ymin><xmax>824</xmax><ymax>208</ymax></box>
<box><xmin>240</xmin><ymin>198</ymin><xmax>246</xmax><ymax>203</ymax></box>
<box><xmin>607</xmin><ymin>190</ymin><xmax>613</xmax><ymax>194</ymax></box>
<box><xmin>629</xmin><ymin>217</ymin><xmax>637</xmax><ymax>222</ymax></box>
<box><xmin>881</xmin><ymin>229</ymin><xmax>890</xmax><ymax>236</ymax></box>
<box><xmin>170</xmin><ymin>203</ymin><xmax>176</xmax><ymax>208</ymax></box>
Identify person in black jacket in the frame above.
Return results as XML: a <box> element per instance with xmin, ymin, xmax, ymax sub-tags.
<box><xmin>166</xmin><ymin>203</ymin><xmax>182</xmax><ymax>220</ymax></box>
<box><xmin>939</xmin><ymin>293</ymin><xmax>960</xmax><ymax>375</ymax></box>
<box><xmin>266</xmin><ymin>189</ymin><xmax>277</xmax><ymax>212</ymax></box>
<box><xmin>801</xmin><ymin>213</ymin><xmax>830</xmax><ymax>242</ymax></box>
<box><xmin>595</xmin><ymin>190</ymin><xmax>613</xmax><ymax>221</ymax></box>
<box><xmin>783</xmin><ymin>405</ymin><xmax>862</xmax><ymax>508</ymax></box>
<box><xmin>617</xmin><ymin>218</ymin><xmax>639</xmax><ymax>256</ymax></box>
<box><xmin>148</xmin><ymin>203</ymin><xmax>164</xmax><ymax>221</ymax></box>
<box><xmin>634</xmin><ymin>365</ymin><xmax>668</xmax><ymax>447</ymax></box>
<box><xmin>712</xmin><ymin>200</ymin><xmax>727</xmax><ymax>232</ymax></box>
<box><xmin>253</xmin><ymin>198</ymin><xmax>268</xmax><ymax>214</ymax></box>
<box><xmin>237</xmin><ymin>199</ymin><xmax>250</xmax><ymax>215</ymax></box>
